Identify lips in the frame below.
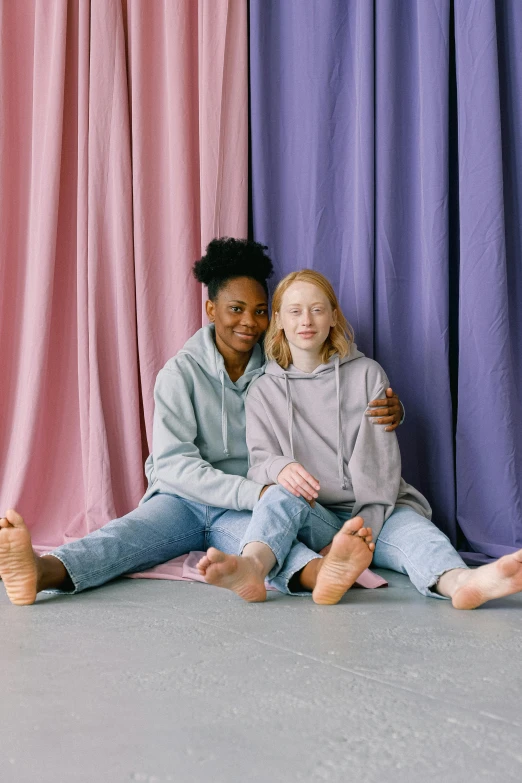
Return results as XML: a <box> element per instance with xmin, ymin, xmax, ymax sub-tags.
<box><xmin>234</xmin><ymin>331</ymin><xmax>257</xmax><ymax>340</ymax></box>
<box><xmin>297</xmin><ymin>331</ymin><xmax>316</xmax><ymax>338</ymax></box>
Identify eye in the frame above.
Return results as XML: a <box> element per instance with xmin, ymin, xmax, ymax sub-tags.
<box><xmin>289</xmin><ymin>309</ymin><xmax>300</xmax><ymax>315</ymax></box>
<box><xmin>256</xmin><ymin>309</ymin><xmax>268</xmax><ymax>316</ymax></box>
<box><xmin>230</xmin><ymin>306</ymin><xmax>242</xmax><ymax>312</ymax></box>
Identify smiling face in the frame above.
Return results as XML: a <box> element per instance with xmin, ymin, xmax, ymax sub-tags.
<box><xmin>276</xmin><ymin>281</ymin><xmax>337</xmax><ymax>361</ymax></box>
<box><xmin>206</xmin><ymin>276</ymin><xmax>269</xmax><ymax>358</ymax></box>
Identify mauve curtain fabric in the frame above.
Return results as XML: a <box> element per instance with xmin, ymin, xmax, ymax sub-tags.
<box><xmin>454</xmin><ymin>0</ymin><xmax>522</xmax><ymax>558</ymax></box>
<box><xmin>250</xmin><ymin>0</ymin><xmax>522</xmax><ymax>559</ymax></box>
<box><xmin>0</xmin><ymin>0</ymin><xmax>248</xmax><ymax>547</ymax></box>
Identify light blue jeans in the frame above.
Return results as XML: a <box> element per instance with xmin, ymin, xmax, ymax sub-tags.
<box><xmin>241</xmin><ymin>486</ymin><xmax>469</xmax><ymax>598</ymax></box>
<box><xmin>49</xmin><ymin>488</ymin><xmax>468</xmax><ymax>599</ymax></box>
<box><xmin>49</xmin><ymin>492</ymin><xmax>320</xmax><ymax>595</ymax></box>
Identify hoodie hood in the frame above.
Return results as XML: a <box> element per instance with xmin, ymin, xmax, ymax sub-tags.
<box><xmin>264</xmin><ymin>343</ymin><xmax>365</xmax><ymax>490</ymax></box>
<box><xmin>179</xmin><ymin>324</ymin><xmax>264</xmax><ymax>455</ymax></box>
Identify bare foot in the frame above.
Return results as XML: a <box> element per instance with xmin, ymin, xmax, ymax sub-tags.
<box><xmin>0</xmin><ymin>510</ymin><xmax>38</xmax><ymax>605</ymax></box>
<box><xmin>197</xmin><ymin>548</ymin><xmax>267</xmax><ymax>603</ymax></box>
<box><xmin>312</xmin><ymin>517</ymin><xmax>374</xmax><ymax>605</ymax></box>
<box><xmin>319</xmin><ymin>523</ymin><xmax>374</xmax><ymax>557</ymax></box>
<box><xmin>451</xmin><ymin>549</ymin><xmax>522</xmax><ymax>609</ymax></box>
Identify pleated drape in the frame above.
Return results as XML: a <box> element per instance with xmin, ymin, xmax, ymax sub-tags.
<box><xmin>0</xmin><ymin>0</ymin><xmax>248</xmax><ymax>546</ymax></box>
<box><xmin>250</xmin><ymin>0</ymin><xmax>457</xmax><ymax>541</ymax></box>
<box><xmin>250</xmin><ymin>0</ymin><xmax>522</xmax><ymax>559</ymax></box>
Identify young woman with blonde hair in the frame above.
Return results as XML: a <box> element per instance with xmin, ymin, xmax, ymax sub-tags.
<box><xmin>199</xmin><ymin>270</ymin><xmax>522</xmax><ymax>608</ymax></box>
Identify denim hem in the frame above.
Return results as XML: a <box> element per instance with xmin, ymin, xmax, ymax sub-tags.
<box><xmin>426</xmin><ymin>564</ymin><xmax>470</xmax><ymax>600</ymax></box>
<box><xmin>377</xmin><ymin>536</ymin><xmax>468</xmax><ymax>595</ymax></box>
<box><xmin>41</xmin><ymin>552</ymin><xmax>78</xmax><ymax>594</ymax></box>
<box><xmin>268</xmin><ymin>553</ymin><xmax>322</xmax><ymax>596</ymax></box>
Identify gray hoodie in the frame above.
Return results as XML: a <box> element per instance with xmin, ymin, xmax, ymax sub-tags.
<box><xmin>245</xmin><ymin>344</ymin><xmax>431</xmax><ymax>539</ymax></box>
<box><xmin>141</xmin><ymin>325</ymin><xmax>265</xmax><ymax>510</ymax></box>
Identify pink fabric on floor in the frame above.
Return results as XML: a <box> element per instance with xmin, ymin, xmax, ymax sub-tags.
<box><xmin>0</xmin><ymin>0</ymin><xmax>248</xmax><ymax>547</ymax></box>
<box><xmin>127</xmin><ymin>551</ymin><xmax>208</xmax><ymax>583</ymax></box>
<box><xmin>353</xmin><ymin>569</ymin><xmax>387</xmax><ymax>589</ymax></box>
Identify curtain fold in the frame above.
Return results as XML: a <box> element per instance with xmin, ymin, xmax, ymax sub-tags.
<box><xmin>0</xmin><ymin>0</ymin><xmax>248</xmax><ymax>547</ymax></box>
<box><xmin>250</xmin><ymin>0</ymin><xmax>522</xmax><ymax>557</ymax></box>
<box><xmin>374</xmin><ymin>0</ymin><xmax>455</xmax><ymax>540</ymax></box>
<box><xmin>454</xmin><ymin>0</ymin><xmax>522</xmax><ymax>558</ymax></box>
<box><xmin>250</xmin><ymin>0</ymin><xmax>376</xmax><ymax>351</ymax></box>
<box><xmin>250</xmin><ymin>0</ymin><xmax>456</xmax><ymax>541</ymax></box>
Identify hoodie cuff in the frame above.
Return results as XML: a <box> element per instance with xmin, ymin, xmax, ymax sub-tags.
<box><xmin>352</xmin><ymin>504</ymin><xmax>386</xmax><ymax>540</ymax></box>
<box><xmin>237</xmin><ymin>479</ymin><xmax>265</xmax><ymax>511</ymax></box>
<box><xmin>267</xmin><ymin>456</ymin><xmax>298</xmax><ymax>485</ymax></box>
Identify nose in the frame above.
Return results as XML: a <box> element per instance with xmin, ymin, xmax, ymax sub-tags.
<box><xmin>240</xmin><ymin>310</ymin><xmax>256</xmax><ymax>328</ymax></box>
<box><xmin>300</xmin><ymin>310</ymin><xmax>312</xmax><ymax>326</ymax></box>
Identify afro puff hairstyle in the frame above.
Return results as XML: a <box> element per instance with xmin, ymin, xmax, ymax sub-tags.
<box><xmin>193</xmin><ymin>237</ymin><xmax>274</xmax><ymax>301</ymax></box>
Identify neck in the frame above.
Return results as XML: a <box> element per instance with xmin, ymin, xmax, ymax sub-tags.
<box><xmin>289</xmin><ymin>347</ymin><xmax>323</xmax><ymax>373</ymax></box>
<box><xmin>214</xmin><ymin>332</ymin><xmax>252</xmax><ymax>382</ymax></box>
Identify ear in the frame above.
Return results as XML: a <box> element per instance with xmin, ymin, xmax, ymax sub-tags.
<box><xmin>275</xmin><ymin>311</ymin><xmax>283</xmax><ymax>330</ymax></box>
<box><xmin>205</xmin><ymin>300</ymin><xmax>215</xmax><ymax>323</ymax></box>
<box><xmin>331</xmin><ymin>308</ymin><xmax>338</xmax><ymax>328</ymax></box>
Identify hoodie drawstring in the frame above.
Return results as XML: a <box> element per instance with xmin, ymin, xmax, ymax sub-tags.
<box><xmin>335</xmin><ymin>357</ymin><xmax>348</xmax><ymax>490</ymax></box>
<box><xmin>284</xmin><ymin>374</ymin><xmax>295</xmax><ymax>460</ymax></box>
<box><xmin>283</xmin><ymin>361</ymin><xmax>346</xmax><ymax>490</ymax></box>
<box><xmin>219</xmin><ymin>371</ymin><xmax>229</xmax><ymax>456</ymax></box>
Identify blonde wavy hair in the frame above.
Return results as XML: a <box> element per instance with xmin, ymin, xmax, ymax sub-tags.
<box><xmin>264</xmin><ymin>270</ymin><xmax>354</xmax><ymax>368</ymax></box>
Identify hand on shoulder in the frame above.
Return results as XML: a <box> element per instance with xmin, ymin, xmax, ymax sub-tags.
<box><xmin>366</xmin><ymin>387</ymin><xmax>404</xmax><ymax>432</ymax></box>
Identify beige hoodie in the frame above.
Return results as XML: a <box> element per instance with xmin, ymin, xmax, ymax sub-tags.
<box><xmin>245</xmin><ymin>344</ymin><xmax>431</xmax><ymax>539</ymax></box>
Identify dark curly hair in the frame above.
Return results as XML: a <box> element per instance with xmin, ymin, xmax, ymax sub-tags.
<box><xmin>193</xmin><ymin>237</ymin><xmax>274</xmax><ymax>300</ymax></box>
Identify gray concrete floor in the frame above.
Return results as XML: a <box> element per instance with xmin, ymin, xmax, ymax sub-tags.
<box><xmin>1</xmin><ymin>571</ymin><xmax>522</xmax><ymax>783</ymax></box>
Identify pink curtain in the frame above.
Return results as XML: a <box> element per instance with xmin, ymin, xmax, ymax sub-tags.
<box><xmin>0</xmin><ymin>0</ymin><xmax>248</xmax><ymax>547</ymax></box>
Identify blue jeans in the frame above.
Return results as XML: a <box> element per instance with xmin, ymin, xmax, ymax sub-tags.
<box><xmin>48</xmin><ymin>493</ymin><xmax>320</xmax><ymax>594</ymax></box>
<box><xmin>243</xmin><ymin>486</ymin><xmax>469</xmax><ymax>598</ymax></box>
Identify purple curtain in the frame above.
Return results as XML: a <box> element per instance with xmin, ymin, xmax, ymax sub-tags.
<box><xmin>250</xmin><ymin>0</ymin><xmax>522</xmax><ymax>559</ymax></box>
<box><xmin>454</xmin><ymin>0</ymin><xmax>522</xmax><ymax>559</ymax></box>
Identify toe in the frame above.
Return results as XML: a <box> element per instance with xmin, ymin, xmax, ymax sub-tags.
<box><xmin>6</xmin><ymin>509</ymin><xmax>24</xmax><ymax>527</ymax></box>
<box><xmin>206</xmin><ymin>547</ymin><xmax>227</xmax><ymax>564</ymax></box>
<box><xmin>342</xmin><ymin>518</ymin><xmax>364</xmax><ymax>535</ymax></box>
